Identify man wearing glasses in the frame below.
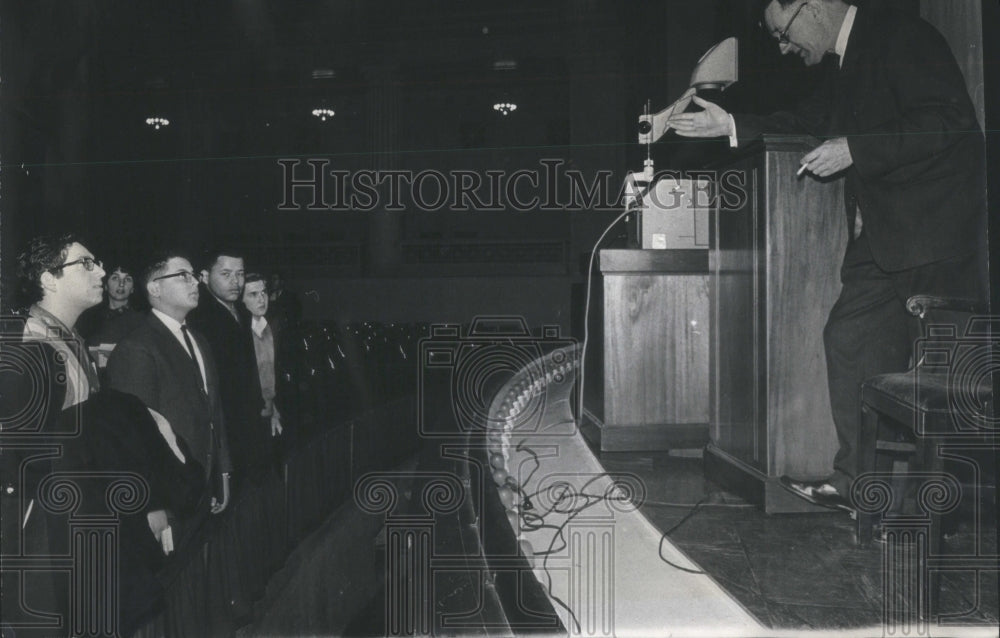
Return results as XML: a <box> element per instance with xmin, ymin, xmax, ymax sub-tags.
<box><xmin>14</xmin><ymin>234</ymin><xmax>106</xmax><ymax>407</ymax></box>
<box><xmin>4</xmin><ymin>237</ymin><xmax>209</xmax><ymax>635</ymax></box>
<box><xmin>107</xmin><ymin>252</ymin><xmax>232</xmax><ymax>538</ymax></box>
<box><xmin>668</xmin><ymin>0</ymin><xmax>985</xmax><ymax>513</ymax></box>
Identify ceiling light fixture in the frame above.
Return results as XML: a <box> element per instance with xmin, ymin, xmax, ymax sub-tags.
<box><xmin>311</xmin><ymin>68</ymin><xmax>336</xmax><ymax>80</ymax></box>
<box><xmin>493</xmin><ymin>102</ymin><xmax>517</xmax><ymax>116</ymax></box>
<box><xmin>312</xmin><ymin>108</ymin><xmax>336</xmax><ymax>121</ymax></box>
<box><xmin>492</xmin><ymin>60</ymin><xmax>517</xmax><ymax>71</ymax></box>
<box><xmin>145</xmin><ymin>117</ymin><xmax>170</xmax><ymax>130</ymax></box>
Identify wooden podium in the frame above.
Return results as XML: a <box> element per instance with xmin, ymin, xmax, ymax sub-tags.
<box><xmin>583</xmin><ymin>249</ymin><xmax>710</xmax><ymax>452</ymax></box>
<box><xmin>704</xmin><ymin>135</ymin><xmax>847</xmax><ymax>513</ymax></box>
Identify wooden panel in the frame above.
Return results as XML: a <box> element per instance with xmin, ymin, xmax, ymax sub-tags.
<box><xmin>704</xmin><ymin>444</ymin><xmax>831</xmax><ymax>515</ymax></box>
<box><xmin>712</xmin><ymin>159</ymin><xmax>765</xmax><ymax>472</ymax></box>
<box><xmin>604</xmin><ymin>273</ymin><xmax>709</xmax><ymax>426</ymax></box>
<box><xmin>764</xmin><ymin>150</ymin><xmax>845</xmax><ymax>479</ymax></box>
<box><xmin>708</xmin><ymin>136</ymin><xmax>846</xmax><ymax>510</ymax></box>
<box><xmin>582</xmin><ymin>274</ymin><xmax>605</xmax><ymax>425</ymax></box>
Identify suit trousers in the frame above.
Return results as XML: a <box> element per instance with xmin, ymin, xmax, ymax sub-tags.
<box><xmin>822</xmin><ymin>231</ymin><xmax>984</xmax><ymax>494</ymax></box>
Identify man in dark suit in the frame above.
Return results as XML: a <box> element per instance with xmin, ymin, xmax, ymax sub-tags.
<box><xmin>187</xmin><ymin>249</ymin><xmax>267</xmax><ymax>487</ymax></box>
<box><xmin>667</xmin><ymin>0</ymin><xmax>986</xmax><ymax>511</ymax></box>
<box><xmin>107</xmin><ymin>251</ymin><xmax>232</xmax><ymax>541</ymax></box>
<box><xmin>4</xmin><ymin>236</ymin><xmax>206</xmax><ymax>636</ymax></box>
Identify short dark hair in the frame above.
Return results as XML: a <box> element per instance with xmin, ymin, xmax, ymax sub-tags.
<box><xmin>15</xmin><ymin>233</ymin><xmax>78</xmax><ymax>305</ymax></box>
<box><xmin>104</xmin><ymin>262</ymin><xmax>135</xmax><ymax>280</ymax></box>
<box><xmin>104</xmin><ymin>261</ymin><xmax>135</xmax><ymax>275</ymax></box>
<box><xmin>244</xmin><ymin>272</ymin><xmax>266</xmax><ymax>287</ymax></box>
<box><xmin>141</xmin><ymin>249</ymin><xmax>192</xmax><ymax>290</ymax></box>
<box><xmin>199</xmin><ymin>246</ymin><xmax>244</xmax><ymax>273</ymax></box>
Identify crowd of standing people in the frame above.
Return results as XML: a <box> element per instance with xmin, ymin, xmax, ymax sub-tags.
<box><xmin>1</xmin><ymin>234</ymin><xmax>300</xmax><ymax>636</ymax></box>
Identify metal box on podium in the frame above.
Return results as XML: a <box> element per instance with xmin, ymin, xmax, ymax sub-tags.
<box><xmin>638</xmin><ymin>178</ymin><xmax>711</xmax><ymax>250</ymax></box>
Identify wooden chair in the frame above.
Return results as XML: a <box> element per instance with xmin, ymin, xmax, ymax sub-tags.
<box><xmin>853</xmin><ymin>295</ymin><xmax>997</xmax><ymax>621</ymax></box>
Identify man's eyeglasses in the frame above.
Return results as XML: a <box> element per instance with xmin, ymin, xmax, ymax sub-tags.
<box><xmin>55</xmin><ymin>257</ymin><xmax>103</xmax><ymax>272</ymax></box>
<box><xmin>773</xmin><ymin>2</ymin><xmax>808</xmax><ymax>46</ymax></box>
<box><xmin>153</xmin><ymin>270</ymin><xmax>198</xmax><ymax>284</ymax></box>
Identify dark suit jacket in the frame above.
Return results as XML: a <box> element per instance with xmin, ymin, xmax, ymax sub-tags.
<box><xmin>734</xmin><ymin>6</ymin><xmax>985</xmax><ymax>273</ymax></box>
<box><xmin>1</xmin><ymin>320</ymin><xmax>206</xmax><ymax>634</ymax></box>
<box><xmin>187</xmin><ymin>289</ymin><xmax>267</xmax><ymax>475</ymax></box>
<box><xmin>266</xmin><ymin>315</ymin><xmax>299</xmax><ymax>419</ymax></box>
<box><xmin>106</xmin><ymin>313</ymin><xmax>232</xmax><ymax>494</ymax></box>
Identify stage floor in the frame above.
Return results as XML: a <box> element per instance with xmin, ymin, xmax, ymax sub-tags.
<box><xmin>598</xmin><ymin>446</ymin><xmax>999</xmax><ymax>633</ymax></box>
<box><xmin>245</xmin><ymin>435</ymin><xmax>997</xmax><ymax>637</ymax></box>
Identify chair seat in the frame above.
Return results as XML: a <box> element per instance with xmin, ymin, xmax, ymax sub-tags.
<box><xmin>862</xmin><ymin>370</ymin><xmax>992</xmax><ymax>434</ymax></box>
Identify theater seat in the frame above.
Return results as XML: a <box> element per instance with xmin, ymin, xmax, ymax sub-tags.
<box><xmin>853</xmin><ymin>295</ymin><xmax>997</xmax><ymax>620</ymax></box>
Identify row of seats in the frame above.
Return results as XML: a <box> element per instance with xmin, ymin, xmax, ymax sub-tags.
<box><xmin>292</xmin><ymin>322</ymin><xmax>430</xmax><ymax>426</ymax></box>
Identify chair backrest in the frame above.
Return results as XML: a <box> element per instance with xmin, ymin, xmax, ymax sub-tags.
<box><xmin>908</xmin><ymin>296</ymin><xmax>995</xmax><ymax>431</ymax></box>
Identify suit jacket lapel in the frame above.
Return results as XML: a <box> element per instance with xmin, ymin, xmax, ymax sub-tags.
<box><xmin>147</xmin><ymin>315</ymin><xmax>210</xmax><ymax>407</ymax></box>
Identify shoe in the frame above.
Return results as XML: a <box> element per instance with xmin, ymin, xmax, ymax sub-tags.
<box><xmin>779</xmin><ymin>476</ymin><xmax>856</xmax><ymax>519</ymax></box>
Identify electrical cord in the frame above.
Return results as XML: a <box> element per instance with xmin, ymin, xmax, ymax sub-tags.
<box><xmin>578</xmin><ymin>207</ymin><xmax>636</xmax><ymax>427</ymax></box>
<box><xmin>642</xmin><ymin>499</ymin><xmax>753</xmax><ymax>509</ymax></box>
<box><xmin>656</xmin><ymin>494</ymin><xmax>709</xmax><ymax>574</ymax></box>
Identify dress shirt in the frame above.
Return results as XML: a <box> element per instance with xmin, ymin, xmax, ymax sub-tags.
<box><xmin>250</xmin><ymin>316</ymin><xmax>277</xmax><ymax>416</ymax></box>
<box><xmin>150</xmin><ymin>308</ymin><xmax>208</xmax><ymax>394</ymax></box>
<box><xmin>835</xmin><ymin>5</ymin><xmax>858</xmax><ymax>69</ymax></box>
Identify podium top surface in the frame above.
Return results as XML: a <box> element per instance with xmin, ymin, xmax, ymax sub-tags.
<box><xmin>599</xmin><ymin>249</ymin><xmax>709</xmax><ymax>274</ymax></box>
<box><xmin>737</xmin><ymin>134</ymin><xmax>822</xmax><ymax>156</ymax></box>
<box><xmin>702</xmin><ymin>134</ymin><xmax>826</xmax><ymax>171</ymax></box>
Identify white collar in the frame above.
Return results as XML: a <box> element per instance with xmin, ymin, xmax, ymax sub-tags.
<box><xmin>251</xmin><ymin>315</ymin><xmax>269</xmax><ymax>337</ymax></box>
<box><xmin>835</xmin><ymin>5</ymin><xmax>858</xmax><ymax>68</ymax></box>
<box><xmin>151</xmin><ymin>307</ymin><xmax>186</xmax><ymax>333</ymax></box>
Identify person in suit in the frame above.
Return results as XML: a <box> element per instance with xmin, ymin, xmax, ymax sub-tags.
<box><xmin>187</xmin><ymin>249</ymin><xmax>267</xmax><ymax>487</ymax></box>
<box><xmin>107</xmin><ymin>251</ymin><xmax>232</xmax><ymax>541</ymax></box>
<box><xmin>3</xmin><ymin>236</ymin><xmax>204</xmax><ymax>636</ymax></box>
<box><xmin>1</xmin><ymin>235</ymin><xmax>106</xmax><ymax>636</ymax></box>
<box><xmin>666</xmin><ymin>0</ymin><xmax>986</xmax><ymax>511</ymax></box>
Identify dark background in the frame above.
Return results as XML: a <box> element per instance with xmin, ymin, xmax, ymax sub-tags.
<box><xmin>3</xmin><ymin>0</ymin><xmax>990</xmax><ymax>330</ymax></box>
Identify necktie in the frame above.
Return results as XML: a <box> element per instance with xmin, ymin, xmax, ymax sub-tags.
<box><xmin>180</xmin><ymin>325</ymin><xmax>205</xmax><ymax>391</ymax></box>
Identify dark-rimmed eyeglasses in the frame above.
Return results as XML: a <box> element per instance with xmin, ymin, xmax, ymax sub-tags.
<box><xmin>153</xmin><ymin>270</ymin><xmax>198</xmax><ymax>284</ymax></box>
<box><xmin>54</xmin><ymin>256</ymin><xmax>103</xmax><ymax>272</ymax></box>
<box><xmin>773</xmin><ymin>2</ymin><xmax>808</xmax><ymax>46</ymax></box>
